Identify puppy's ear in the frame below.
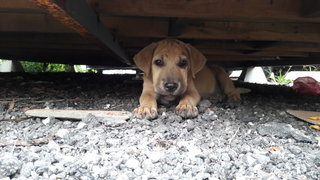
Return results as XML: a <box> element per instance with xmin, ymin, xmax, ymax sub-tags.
<box><xmin>134</xmin><ymin>43</ymin><xmax>158</xmax><ymax>77</ymax></box>
<box><xmin>186</xmin><ymin>44</ymin><xmax>207</xmax><ymax>78</ymax></box>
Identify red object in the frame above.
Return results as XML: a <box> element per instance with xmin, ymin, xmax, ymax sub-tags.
<box><xmin>292</xmin><ymin>77</ymin><xmax>320</xmax><ymax>96</ymax></box>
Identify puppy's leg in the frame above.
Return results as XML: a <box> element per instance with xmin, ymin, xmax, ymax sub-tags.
<box><xmin>211</xmin><ymin>65</ymin><xmax>240</xmax><ymax>102</ymax></box>
<box><xmin>176</xmin><ymin>79</ymin><xmax>200</xmax><ymax>118</ymax></box>
<box><xmin>133</xmin><ymin>77</ymin><xmax>158</xmax><ymax>119</ymax></box>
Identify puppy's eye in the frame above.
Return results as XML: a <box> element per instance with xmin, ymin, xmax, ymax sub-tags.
<box><xmin>178</xmin><ymin>59</ymin><xmax>188</xmax><ymax>68</ymax></box>
<box><xmin>154</xmin><ymin>59</ymin><xmax>164</xmax><ymax>66</ymax></box>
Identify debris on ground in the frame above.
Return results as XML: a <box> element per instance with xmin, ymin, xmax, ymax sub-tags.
<box><xmin>0</xmin><ymin>73</ymin><xmax>320</xmax><ymax>179</ymax></box>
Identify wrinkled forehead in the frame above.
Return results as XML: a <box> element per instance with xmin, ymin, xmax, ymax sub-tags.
<box><xmin>153</xmin><ymin>41</ymin><xmax>188</xmax><ymax>59</ymax></box>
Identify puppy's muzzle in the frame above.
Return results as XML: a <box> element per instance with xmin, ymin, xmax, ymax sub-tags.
<box><xmin>164</xmin><ymin>82</ymin><xmax>178</xmax><ymax>92</ymax></box>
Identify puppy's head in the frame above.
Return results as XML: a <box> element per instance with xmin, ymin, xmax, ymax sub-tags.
<box><xmin>134</xmin><ymin>39</ymin><xmax>206</xmax><ymax>99</ymax></box>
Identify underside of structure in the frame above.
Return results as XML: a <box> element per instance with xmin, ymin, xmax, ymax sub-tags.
<box><xmin>1</xmin><ymin>0</ymin><xmax>320</xmax><ymax>68</ymax></box>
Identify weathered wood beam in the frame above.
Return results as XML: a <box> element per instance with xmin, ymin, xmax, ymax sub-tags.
<box><xmin>200</xmin><ymin>49</ymin><xmax>309</xmax><ymax>57</ymax></box>
<box><xmin>0</xmin><ymin>0</ymin><xmax>40</xmax><ymax>10</ymax></box>
<box><xmin>29</xmin><ymin>0</ymin><xmax>130</xmax><ymax>65</ymax></box>
<box><xmin>302</xmin><ymin>0</ymin><xmax>320</xmax><ymax>18</ymax></box>
<box><xmin>101</xmin><ymin>17</ymin><xmax>168</xmax><ymax>38</ymax></box>
<box><xmin>212</xmin><ymin>57</ymin><xmax>320</xmax><ymax>68</ymax></box>
<box><xmin>0</xmin><ymin>47</ymin><xmax>126</xmax><ymax>66</ymax></box>
<box><xmin>0</xmin><ymin>13</ymin><xmax>71</xmax><ymax>33</ymax></box>
<box><xmin>168</xmin><ymin>18</ymin><xmax>188</xmax><ymax>37</ymax></box>
<box><xmin>90</xmin><ymin>0</ymin><xmax>320</xmax><ymax>23</ymax></box>
<box><xmin>180</xmin><ymin>21</ymin><xmax>320</xmax><ymax>43</ymax></box>
<box><xmin>0</xmin><ymin>32</ymin><xmax>98</xmax><ymax>50</ymax></box>
<box><xmin>99</xmin><ymin>17</ymin><xmax>320</xmax><ymax>43</ymax></box>
<box><xmin>192</xmin><ymin>40</ymin><xmax>320</xmax><ymax>53</ymax></box>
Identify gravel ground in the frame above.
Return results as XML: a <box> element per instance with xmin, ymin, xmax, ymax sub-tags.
<box><xmin>0</xmin><ymin>72</ymin><xmax>320</xmax><ymax>180</ymax></box>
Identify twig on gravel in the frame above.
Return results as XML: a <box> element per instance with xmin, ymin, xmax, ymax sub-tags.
<box><xmin>228</xmin><ymin>126</ymin><xmax>241</xmax><ymax>144</ymax></box>
<box><xmin>0</xmin><ymin>117</ymin><xmax>30</xmax><ymax>122</ymax></box>
<box><xmin>109</xmin><ymin>104</ymin><xmax>125</xmax><ymax>110</ymax></box>
<box><xmin>0</xmin><ymin>135</ymin><xmax>54</xmax><ymax>147</ymax></box>
<box><xmin>31</xmin><ymin>99</ymin><xmax>66</xmax><ymax>103</ymax></box>
<box><xmin>0</xmin><ymin>97</ymin><xmax>37</xmax><ymax>101</ymax></box>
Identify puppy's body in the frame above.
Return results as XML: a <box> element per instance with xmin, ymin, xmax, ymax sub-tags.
<box><xmin>134</xmin><ymin>39</ymin><xmax>240</xmax><ymax>119</ymax></box>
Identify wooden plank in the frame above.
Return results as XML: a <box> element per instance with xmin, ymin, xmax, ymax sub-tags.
<box><xmin>0</xmin><ymin>47</ymin><xmax>126</xmax><ymax>66</ymax></box>
<box><xmin>127</xmin><ymin>48</ymin><xmax>309</xmax><ymax>58</ymax></box>
<box><xmin>121</xmin><ymin>38</ymin><xmax>320</xmax><ymax>53</ymax></box>
<box><xmin>25</xmin><ymin>109</ymin><xmax>132</xmax><ymax>121</ymax></box>
<box><xmin>205</xmin><ymin>55</ymin><xmax>273</xmax><ymax>62</ymax></box>
<box><xmin>180</xmin><ymin>21</ymin><xmax>320</xmax><ymax>43</ymax></box>
<box><xmin>101</xmin><ymin>17</ymin><xmax>168</xmax><ymax>37</ymax></box>
<box><xmin>211</xmin><ymin>57</ymin><xmax>320</xmax><ymax>68</ymax></box>
<box><xmin>0</xmin><ymin>32</ymin><xmax>93</xmax><ymax>45</ymax></box>
<box><xmin>0</xmin><ymin>13</ymin><xmax>71</xmax><ymax>33</ymax></box>
<box><xmin>168</xmin><ymin>18</ymin><xmax>188</xmax><ymax>37</ymax></box>
<box><xmin>0</xmin><ymin>32</ymin><xmax>98</xmax><ymax>50</ymax></box>
<box><xmin>302</xmin><ymin>0</ymin><xmax>320</xmax><ymax>18</ymax></box>
<box><xmin>0</xmin><ymin>0</ymin><xmax>41</xmax><ymax>10</ymax></box>
<box><xmin>29</xmin><ymin>0</ymin><xmax>130</xmax><ymax>65</ymax></box>
<box><xmin>200</xmin><ymin>49</ymin><xmax>309</xmax><ymax>57</ymax></box>
<box><xmin>4</xmin><ymin>13</ymin><xmax>320</xmax><ymax>45</ymax></box>
<box><xmin>99</xmin><ymin>17</ymin><xmax>320</xmax><ymax>43</ymax></box>
<box><xmin>90</xmin><ymin>0</ymin><xmax>320</xmax><ymax>22</ymax></box>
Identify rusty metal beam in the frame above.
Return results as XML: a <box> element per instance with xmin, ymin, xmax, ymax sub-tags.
<box><xmin>29</xmin><ymin>0</ymin><xmax>130</xmax><ymax>65</ymax></box>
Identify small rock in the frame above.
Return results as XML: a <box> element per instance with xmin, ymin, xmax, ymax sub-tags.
<box><xmin>125</xmin><ymin>158</ymin><xmax>140</xmax><ymax>169</ymax></box>
<box><xmin>42</xmin><ymin>116</ymin><xmax>57</xmax><ymax>125</ymax></box>
<box><xmin>0</xmin><ymin>153</ymin><xmax>22</xmax><ymax>178</ymax></box>
<box><xmin>0</xmin><ymin>103</ymin><xmax>8</xmax><ymax>112</ymax></box>
<box><xmin>42</xmin><ymin>117</ymin><xmax>51</xmax><ymax>125</ymax></box>
<box><xmin>244</xmin><ymin>154</ymin><xmax>256</xmax><ymax>166</ymax></box>
<box><xmin>288</xmin><ymin>146</ymin><xmax>302</xmax><ymax>155</ymax></box>
<box><xmin>56</xmin><ymin>129</ymin><xmax>69</xmax><ymax>138</ymax></box>
<box><xmin>199</xmin><ymin>99</ymin><xmax>212</xmax><ymax>112</ymax></box>
<box><xmin>76</xmin><ymin>122</ymin><xmax>87</xmax><ymax>129</ymax></box>
<box><xmin>104</xmin><ymin>104</ymin><xmax>111</xmax><ymax>109</ymax></box>
<box><xmin>252</xmin><ymin>153</ymin><xmax>270</xmax><ymax>164</ymax></box>
<box><xmin>257</xmin><ymin>122</ymin><xmax>313</xmax><ymax>143</ymax></box>
<box><xmin>152</xmin><ymin>124</ymin><xmax>168</xmax><ymax>133</ymax></box>
<box><xmin>221</xmin><ymin>153</ymin><xmax>231</xmax><ymax>162</ymax></box>
<box><xmin>202</xmin><ymin>109</ymin><xmax>218</xmax><ymax>121</ymax></box>
<box><xmin>185</xmin><ymin>120</ymin><xmax>195</xmax><ymax>131</ymax></box>
<box><xmin>146</xmin><ymin>151</ymin><xmax>164</xmax><ymax>162</ymax></box>
<box><xmin>47</xmin><ymin>140</ymin><xmax>60</xmax><ymax>152</ymax></box>
<box><xmin>19</xmin><ymin>162</ymin><xmax>34</xmax><ymax>178</ymax></box>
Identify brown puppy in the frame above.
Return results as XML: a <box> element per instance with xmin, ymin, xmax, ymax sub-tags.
<box><xmin>133</xmin><ymin>39</ymin><xmax>240</xmax><ymax>119</ymax></box>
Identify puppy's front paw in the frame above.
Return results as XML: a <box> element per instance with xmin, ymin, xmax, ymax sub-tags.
<box><xmin>227</xmin><ymin>90</ymin><xmax>241</xmax><ymax>102</ymax></box>
<box><xmin>133</xmin><ymin>106</ymin><xmax>158</xmax><ymax>120</ymax></box>
<box><xmin>175</xmin><ymin>104</ymin><xmax>198</xmax><ymax>118</ymax></box>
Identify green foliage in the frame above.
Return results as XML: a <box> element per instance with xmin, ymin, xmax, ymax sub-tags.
<box><xmin>20</xmin><ymin>61</ymin><xmax>46</xmax><ymax>72</ymax></box>
<box><xmin>74</xmin><ymin>65</ymin><xmax>87</xmax><ymax>73</ymax></box>
<box><xmin>302</xmin><ymin>65</ymin><xmax>319</xmax><ymax>71</ymax></box>
<box><xmin>20</xmin><ymin>61</ymin><xmax>73</xmax><ymax>72</ymax></box>
<box><xmin>271</xmin><ymin>68</ymin><xmax>292</xmax><ymax>84</ymax></box>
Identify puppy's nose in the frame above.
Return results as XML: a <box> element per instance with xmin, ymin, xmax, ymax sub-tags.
<box><xmin>164</xmin><ymin>82</ymin><xmax>178</xmax><ymax>92</ymax></box>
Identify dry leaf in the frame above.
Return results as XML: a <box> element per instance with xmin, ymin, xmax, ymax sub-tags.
<box><xmin>308</xmin><ymin>116</ymin><xmax>320</xmax><ymax>121</ymax></box>
<box><xmin>267</xmin><ymin>146</ymin><xmax>283</xmax><ymax>152</ymax></box>
<box><xmin>309</xmin><ymin>125</ymin><xmax>320</xmax><ymax>131</ymax></box>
